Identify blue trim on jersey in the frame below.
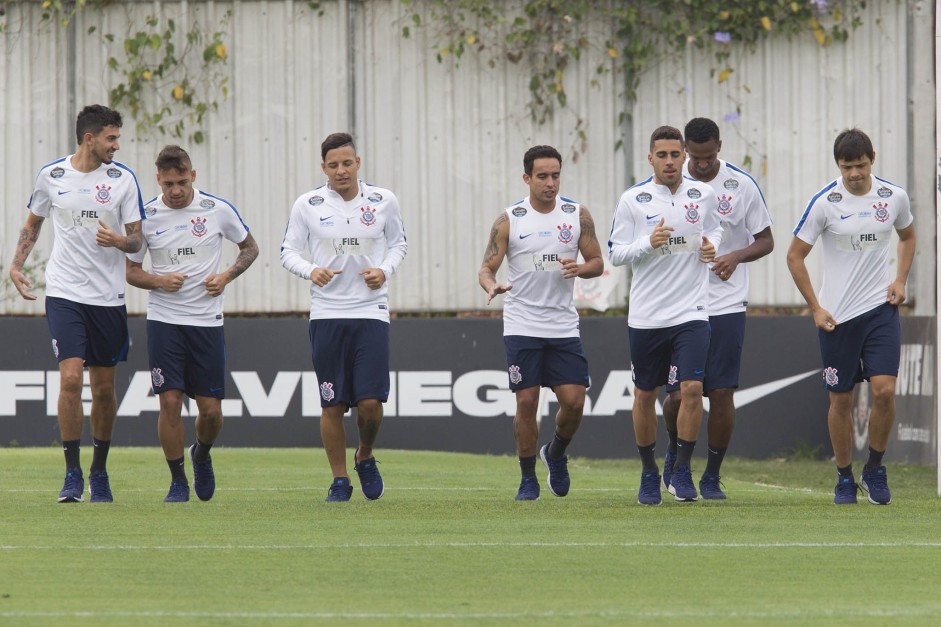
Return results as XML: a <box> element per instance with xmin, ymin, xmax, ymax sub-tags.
<box><xmin>793</xmin><ymin>180</ymin><xmax>837</xmax><ymax>235</ymax></box>
<box><xmin>560</xmin><ymin>195</ymin><xmax>577</xmax><ymax>203</ymax></box>
<box><xmin>202</xmin><ymin>190</ymin><xmax>250</xmax><ymax>231</ymax></box>
<box><xmin>726</xmin><ymin>162</ymin><xmax>769</xmax><ymax>209</ymax></box>
<box><xmin>113</xmin><ymin>161</ymin><xmax>146</xmax><ymax>220</ymax></box>
<box><xmin>144</xmin><ymin>195</ymin><xmax>159</xmax><ymax>206</ymax></box>
<box><xmin>627</xmin><ymin>176</ymin><xmax>654</xmax><ymax>191</ymax></box>
<box><xmin>512</xmin><ymin>198</ymin><xmax>525</xmax><ymax>206</ymax></box>
<box><xmin>873</xmin><ymin>175</ymin><xmax>901</xmax><ymax>189</ymax></box>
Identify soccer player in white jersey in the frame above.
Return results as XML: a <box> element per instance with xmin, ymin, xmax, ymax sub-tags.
<box><xmin>608</xmin><ymin>125</ymin><xmax>722</xmax><ymax>505</ymax></box>
<box><xmin>787</xmin><ymin>129</ymin><xmax>915</xmax><ymax>505</ymax></box>
<box><xmin>478</xmin><ymin>145</ymin><xmax>603</xmax><ymax>501</ymax></box>
<box><xmin>281</xmin><ymin>133</ymin><xmax>408</xmax><ymax>502</ymax></box>
<box><xmin>126</xmin><ymin>145</ymin><xmax>258</xmax><ymax>502</ymax></box>
<box><xmin>8</xmin><ymin>105</ymin><xmax>144</xmax><ymax>503</ymax></box>
<box><xmin>660</xmin><ymin>118</ymin><xmax>774</xmax><ymax>500</ymax></box>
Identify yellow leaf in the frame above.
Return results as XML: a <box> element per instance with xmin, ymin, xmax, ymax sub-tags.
<box><xmin>760</xmin><ymin>16</ymin><xmax>772</xmax><ymax>31</ymax></box>
<box><xmin>814</xmin><ymin>28</ymin><xmax>825</xmax><ymax>46</ymax></box>
<box><xmin>719</xmin><ymin>10</ymin><xmax>729</xmax><ymax>19</ymax></box>
<box><xmin>440</xmin><ymin>48</ymin><xmax>450</xmax><ymax>57</ymax></box>
<box><xmin>142</xmin><ymin>70</ymin><xmax>152</xmax><ymax>81</ymax></box>
<box><xmin>718</xmin><ymin>68</ymin><xmax>732</xmax><ymax>83</ymax></box>
<box><xmin>172</xmin><ymin>85</ymin><xmax>184</xmax><ymax>101</ymax></box>
<box><xmin>607</xmin><ymin>47</ymin><xmax>619</xmax><ymax>58</ymax></box>
<box><xmin>466</xmin><ymin>35</ymin><xmax>476</xmax><ymax>45</ymax></box>
<box><xmin>42</xmin><ymin>0</ymin><xmax>51</xmax><ymax>8</ymax></box>
<box><xmin>791</xmin><ymin>2</ymin><xmax>799</xmax><ymax>12</ymax></box>
<box><xmin>215</xmin><ymin>43</ymin><xmax>227</xmax><ymax>60</ymax></box>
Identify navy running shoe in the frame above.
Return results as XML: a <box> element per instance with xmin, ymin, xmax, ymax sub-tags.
<box><xmin>860</xmin><ymin>465</ymin><xmax>891</xmax><ymax>505</ymax></box>
<box><xmin>515</xmin><ymin>475</ymin><xmax>540</xmax><ymax>501</ymax></box>
<box><xmin>189</xmin><ymin>444</ymin><xmax>216</xmax><ymax>502</ymax></box>
<box><xmin>833</xmin><ymin>474</ymin><xmax>859</xmax><ymax>505</ymax></box>
<box><xmin>326</xmin><ymin>477</ymin><xmax>353</xmax><ymax>502</ymax></box>
<box><xmin>662</xmin><ymin>450</ymin><xmax>676</xmax><ymax>490</ymax></box>
<box><xmin>699</xmin><ymin>472</ymin><xmax>727</xmax><ymax>500</ymax></box>
<box><xmin>669</xmin><ymin>465</ymin><xmax>698</xmax><ymax>501</ymax></box>
<box><xmin>354</xmin><ymin>455</ymin><xmax>385</xmax><ymax>500</ymax></box>
<box><xmin>88</xmin><ymin>470</ymin><xmax>113</xmax><ymax>502</ymax></box>
<box><xmin>58</xmin><ymin>467</ymin><xmax>84</xmax><ymax>503</ymax></box>
<box><xmin>637</xmin><ymin>470</ymin><xmax>662</xmax><ymax>505</ymax></box>
<box><xmin>164</xmin><ymin>477</ymin><xmax>190</xmax><ymax>502</ymax></box>
<box><xmin>539</xmin><ymin>444</ymin><xmax>570</xmax><ymax>497</ymax></box>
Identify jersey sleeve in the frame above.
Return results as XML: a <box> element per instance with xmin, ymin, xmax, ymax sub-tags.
<box><xmin>27</xmin><ymin>169</ymin><xmax>52</xmax><ymax>218</ymax></box>
<box><xmin>379</xmin><ymin>191</ymin><xmax>408</xmax><ymax>277</ymax></box>
<box><xmin>701</xmin><ymin>191</ymin><xmax>723</xmax><ymax>251</ymax></box>
<box><xmin>118</xmin><ymin>167</ymin><xmax>145</xmax><ymax>225</ymax></box>
<box><xmin>743</xmin><ymin>180</ymin><xmax>773</xmax><ymax>236</ymax></box>
<box><xmin>793</xmin><ymin>195</ymin><xmax>827</xmax><ymax>245</ymax></box>
<box><xmin>893</xmin><ymin>190</ymin><xmax>914</xmax><ymax>230</ymax></box>
<box><xmin>607</xmin><ymin>193</ymin><xmax>653</xmax><ymax>266</ymax></box>
<box><xmin>280</xmin><ymin>199</ymin><xmax>316</xmax><ymax>280</ymax></box>
<box><xmin>219</xmin><ymin>201</ymin><xmax>250</xmax><ymax>244</ymax></box>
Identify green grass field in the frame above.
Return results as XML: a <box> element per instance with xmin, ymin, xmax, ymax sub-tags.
<box><xmin>1</xmin><ymin>448</ymin><xmax>940</xmax><ymax>626</ymax></box>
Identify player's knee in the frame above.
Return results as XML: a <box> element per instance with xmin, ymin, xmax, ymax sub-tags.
<box><xmin>357</xmin><ymin>398</ymin><xmax>383</xmax><ymax>418</ymax></box>
<box><xmin>870</xmin><ymin>379</ymin><xmax>896</xmax><ymax>403</ymax></box>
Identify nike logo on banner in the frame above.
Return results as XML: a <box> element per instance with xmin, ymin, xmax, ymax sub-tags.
<box><xmin>57</xmin><ymin>191</ymin><xmax>71</xmax><ymax>196</ymax></box>
<box><xmin>155</xmin><ymin>229</ymin><xmax>169</xmax><ymax>235</ymax></box>
<box><xmin>646</xmin><ymin>214</ymin><xmax>661</xmax><ymax>220</ymax></box>
<box><xmin>840</xmin><ymin>214</ymin><xmax>855</xmax><ymax>220</ymax></box>
<box><xmin>701</xmin><ymin>369</ymin><xmax>820</xmax><ymax>412</ymax></box>
<box><xmin>519</xmin><ymin>233</ymin><xmax>533</xmax><ymax>239</ymax></box>
<box><xmin>320</xmin><ymin>216</ymin><xmax>334</xmax><ymax>222</ymax></box>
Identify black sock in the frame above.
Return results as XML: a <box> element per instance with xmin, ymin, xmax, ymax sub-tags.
<box><xmin>90</xmin><ymin>438</ymin><xmax>110</xmax><ymax>473</ymax></box>
<box><xmin>637</xmin><ymin>443</ymin><xmax>658</xmax><ymax>473</ymax></box>
<box><xmin>676</xmin><ymin>437</ymin><xmax>696</xmax><ymax>468</ymax></box>
<box><xmin>519</xmin><ymin>455</ymin><xmax>537</xmax><ymax>478</ymax></box>
<box><xmin>167</xmin><ymin>457</ymin><xmax>186</xmax><ymax>481</ymax></box>
<box><xmin>865</xmin><ymin>447</ymin><xmax>885</xmax><ymax>470</ymax></box>
<box><xmin>667</xmin><ymin>429</ymin><xmax>678</xmax><ymax>455</ymax></box>
<box><xmin>546</xmin><ymin>432</ymin><xmax>571</xmax><ymax>459</ymax></box>
<box><xmin>705</xmin><ymin>445</ymin><xmax>727</xmax><ymax>476</ymax></box>
<box><xmin>837</xmin><ymin>464</ymin><xmax>854</xmax><ymax>479</ymax></box>
<box><xmin>194</xmin><ymin>439</ymin><xmax>213</xmax><ymax>463</ymax></box>
<box><xmin>62</xmin><ymin>439</ymin><xmax>81</xmax><ymax>470</ymax></box>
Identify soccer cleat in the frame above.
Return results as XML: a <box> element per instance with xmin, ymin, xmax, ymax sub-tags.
<box><xmin>637</xmin><ymin>470</ymin><xmax>662</xmax><ymax>505</ymax></box>
<box><xmin>164</xmin><ymin>477</ymin><xmax>190</xmax><ymax>502</ymax></box>
<box><xmin>189</xmin><ymin>444</ymin><xmax>216</xmax><ymax>502</ymax></box>
<box><xmin>58</xmin><ymin>467</ymin><xmax>85</xmax><ymax>503</ymax></box>
<box><xmin>699</xmin><ymin>472</ymin><xmax>727</xmax><ymax>500</ymax></box>
<box><xmin>539</xmin><ymin>444</ymin><xmax>570</xmax><ymax>497</ymax></box>
<box><xmin>669</xmin><ymin>465</ymin><xmax>699</xmax><ymax>501</ymax></box>
<box><xmin>88</xmin><ymin>470</ymin><xmax>113</xmax><ymax>502</ymax></box>
<box><xmin>325</xmin><ymin>477</ymin><xmax>353</xmax><ymax>502</ymax></box>
<box><xmin>860</xmin><ymin>465</ymin><xmax>891</xmax><ymax>505</ymax></box>
<box><xmin>515</xmin><ymin>475</ymin><xmax>540</xmax><ymax>501</ymax></box>
<box><xmin>833</xmin><ymin>475</ymin><xmax>859</xmax><ymax>505</ymax></box>
<box><xmin>662</xmin><ymin>450</ymin><xmax>677</xmax><ymax>490</ymax></box>
<box><xmin>354</xmin><ymin>455</ymin><xmax>385</xmax><ymax>500</ymax></box>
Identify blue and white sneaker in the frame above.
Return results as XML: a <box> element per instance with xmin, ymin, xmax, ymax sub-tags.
<box><xmin>164</xmin><ymin>477</ymin><xmax>190</xmax><ymax>502</ymax></box>
<box><xmin>637</xmin><ymin>470</ymin><xmax>662</xmax><ymax>505</ymax></box>
<box><xmin>515</xmin><ymin>476</ymin><xmax>540</xmax><ymax>501</ymax></box>
<box><xmin>669</xmin><ymin>465</ymin><xmax>698</xmax><ymax>501</ymax></box>
<box><xmin>539</xmin><ymin>444</ymin><xmax>570</xmax><ymax>497</ymax></box>
<box><xmin>860</xmin><ymin>465</ymin><xmax>891</xmax><ymax>505</ymax></box>
<box><xmin>326</xmin><ymin>477</ymin><xmax>353</xmax><ymax>502</ymax></box>
<box><xmin>699</xmin><ymin>472</ymin><xmax>727</xmax><ymax>500</ymax></box>
<box><xmin>354</xmin><ymin>455</ymin><xmax>385</xmax><ymax>500</ymax></box>
<box><xmin>833</xmin><ymin>475</ymin><xmax>859</xmax><ymax>505</ymax></box>
<box><xmin>189</xmin><ymin>444</ymin><xmax>216</xmax><ymax>501</ymax></box>
<box><xmin>58</xmin><ymin>467</ymin><xmax>84</xmax><ymax>503</ymax></box>
<box><xmin>88</xmin><ymin>470</ymin><xmax>113</xmax><ymax>502</ymax></box>
<box><xmin>662</xmin><ymin>450</ymin><xmax>676</xmax><ymax>490</ymax></box>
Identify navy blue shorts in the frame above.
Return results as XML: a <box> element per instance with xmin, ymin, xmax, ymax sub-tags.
<box><xmin>503</xmin><ymin>335</ymin><xmax>590</xmax><ymax>391</ymax></box>
<box><xmin>819</xmin><ymin>303</ymin><xmax>900</xmax><ymax>393</ymax></box>
<box><xmin>309</xmin><ymin>319</ymin><xmax>390</xmax><ymax>408</ymax></box>
<box><xmin>665</xmin><ymin>312</ymin><xmax>745</xmax><ymax>394</ymax></box>
<box><xmin>45</xmin><ymin>296</ymin><xmax>129</xmax><ymax>366</ymax></box>
<box><xmin>629</xmin><ymin>320</ymin><xmax>710</xmax><ymax>391</ymax></box>
<box><xmin>147</xmin><ymin>320</ymin><xmax>226</xmax><ymax>399</ymax></box>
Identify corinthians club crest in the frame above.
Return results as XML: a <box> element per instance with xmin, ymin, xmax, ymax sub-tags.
<box><xmin>191</xmin><ymin>216</ymin><xmax>208</xmax><ymax>237</ymax></box>
<box><xmin>360</xmin><ymin>207</ymin><xmax>376</xmax><ymax>226</ymax></box>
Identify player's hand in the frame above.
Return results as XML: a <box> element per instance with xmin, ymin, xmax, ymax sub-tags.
<box><xmin>203</xmin><ymin>273</ymin><xmax>229</xmax><ymax>297</ymax></box>
<box><xmin>699</xmin><ymin>236</ymin><xmax>716</xmax><ymax>263</ymax></box>
<box><xmin>486</xmin><ymin>284</ymin><xmax>512</xmax><ymax>305</ymax></box>
<box><xmin>9</xmin><ymin>269</ymin><xmax>37</xmax><ymax>301</ymax></box>
<box><xmin>711</xmin><ymin>251</ymin><xmax>740</xmax><ymax>280</ymax></box>
<box><xmin>95</xmin><ymin>219</ymin><xmax>122</xmax><ymax>248</ymax></box>
<box><xmin>813</xmin><ymin>307</ymin><xmax>838</xmax><ymax>332</ymax></box>
<box><xmin>560</xmin><ymin>258</ymin><xmax>580</xmax><ymax>280</ymax></box>
<box><xmin>886</xmin><ymin>281</ymin><xmax>907</xmax><ymax>306</ymax></box>
<box><xmin>649</xmin><ymin>217</ymin><xmax>673</xmax><ymax>249</ymax></box>
<box><xmin>360</xmin><ymin>268</ymin><xmax>386</xmax><ymax>290</ymax></box>
<box><xmin>161</xmin><ymin>273</ymin><xmax>188</xmax><ymax>293</ymax></box>
<box><xmin>311</xmin><ymin>268</ymin><xmax>342</xmax><ymax>288</ymax></box>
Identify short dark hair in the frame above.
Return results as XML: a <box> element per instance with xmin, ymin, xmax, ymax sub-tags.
<box><xmin>523</xmin><ymin>145</ymin><xmax>562</xmax><ymax>176</ymax></box>
<box><xmin>684</xmin><ymin>118</ymin><xmax>721</xmax><ymax>144</ymax></box>
<box><xmin>155</xmin><ymin>145</ymin><xmax>192</xmax><ymax>173</ymax></box>
<box><xmin>833</xmin><ymin>128</ymin><xmax>874</xmax><ymax>163</ymax></box>
<box><xmin>75</xmin><ymin>105</ymin><xmax>122</xmax><ymax>145</ymax></box>
<box><xmin>321</xmin><ymin>132</ymin><xmax>355</xmax><ymax>161</ymax></box>
<box><xmin>649</xmin><ymin>125</ymin><xmax>683</xmax><ymax>151</ymax></box>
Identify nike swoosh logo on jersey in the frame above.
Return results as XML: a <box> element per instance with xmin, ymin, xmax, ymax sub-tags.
<box><xmin>57</xmin><ymin>191</ymin><xmax>71</xmax><ymax>196</ymax></box>
<box><xmin>840</xmin><ymin>214</ymin><xmax>855</xmax><ymax>220</ymax></box>
<box><xmin>155</xmin><ymin>229</ymin><xmax>169</xmax><ymax>235</ymax></box>
<box><xmin>320</xmin><ymin>215</ymin><xmax>334</xmax><ymax>222</ymax></box>
<box><xmin>519</xmin><ymin>233</ymin><xmax>533</xmax><ymax>239</ymax></box>
<box><xmin>646</xmin><ymin>214</ymin><xmax>661</xmax><ymax>220</ymax></box>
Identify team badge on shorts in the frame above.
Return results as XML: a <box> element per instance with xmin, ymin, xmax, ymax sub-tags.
<box><xmin>320</xmin><ymin>381</ymin><xmax>336</xmax><ymax>402</ymax></box>
<box><xmin>95</xmin><ymin>184</ymin><xmax>112</xmax><ymax>204</ymax></box>
<box><xmin>872</xmin><ymin>202</ymin><xmax>890</xmax><ymax>223</ymax></box>
<box><xmin>360</xmin><ymin>207</ymin><xmax>376</xmax><ymax>226</ymax></box>
<box><xmin>508</xmin><ymin>365</ymin><xmax>522</xmax><ymax>385</ymax></box>
<box><xmin>823</xmin><ymin>367</ymin><xmax>839</xmax><ymax>387</ymax></box>
<box><xmin>667</xmin><ymin>365</ymin><xmax>678</xmax><ymax>386</ymax></box>
<box><xmin>557</xmin><ymin>223</ymin><xmax>574</xmax><ymax>244</ymax></box>
<box><xmin>191</xmin><ymin>216</ymin><xmax>208</xmax><ymax>237</ymax></box>
<box><xmin>717</xmin><ymin>194</ymin><xmax>733</xmax><ymax>215</ymax></box>
<box><xmin>684</xmin><ymin>204</ymin><xmax>700</xmax><ymax>224</ymax></box>
<box><xmin>151</xmin><ymin>368</ymin><xmax>165</xmax><ymax>388</ymax></box>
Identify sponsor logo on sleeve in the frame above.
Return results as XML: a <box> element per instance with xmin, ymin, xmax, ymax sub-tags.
<box><xmin>636</xmin><ymin>192</ymin><xmax>652</xmax><ymax>203</ymax></box>
<box><xmin>309</xmin><ymin>195</ymin><xmax>324</xmax><ymax>206</ymax></box>
<box><xmin>827</xmin><ymin>192</ymin><xmax>843</xmax><ymax>203</ymax></box>
<box><xmin>512</xmin><ymin>206</ymin><xmax>528</xmax><ymax>217</ymax></box>
<box><xmin>723</xmin><ymin>179</ymin><xmax>739</xmax><ymax>190</ymax></box>
<box><xmin>50</xmin><ymin>167</ymin><xmax>65</xmax><ymax>179</ymax></box>
<box><xmin>368</xmin><ymin>192</ymin><xmax>383</xmax><ymax>202</ymax></box>
<box><xmin>877</xmin><ymin>187</ymin><xmax>893</xmax><ymax>198</ymax></box>
<box><xmin>107</xmin><ymin>167</ymin><xmax>122</xmax><ymax>178</ymax></box>
<box><xmin>200</xmin><ymin>199</ymin><xmax>216</xmax><ymax>209</ymax></box>
<box><xmin>687</xmin><ymin>188</ymin><xmax>702</xmax><ymax>199</ymax></box>
<box><xmin>561</xmin><ymin>203</ymin><xmax>576</xmax><ymax>213</ymax></box>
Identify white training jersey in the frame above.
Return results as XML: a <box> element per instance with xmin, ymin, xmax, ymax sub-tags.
<box><xmin>793</xmin><ymin>174</ymin><xmax>913</xmax><ymax>324</ymax></box>
<box><xmin>280</xmin><ymin>180</ymin><xmax>408</xmax><ymax>322</ymax></box>
<box><xmin>27</xmin><ymin>156</ymin><xmax>144</xmax><ymax>306</ymax></box>
<box><xmin>684</xmin><ymin>159</ymin><xmax>773</xmax><ymax>315</ymax></box>
<box><xmin>608</xmin><ymin>176</ymin><xmax>723</xmax><ymax>329</ymax></box>
<box><xmin>502</xmin><ymin>196</ymin><xmax>582</xmax><ymax>338</ymax></box>
<box><xmin>128</xmin><ymin>189</ymin><xmax>250</xmax><ymax>327</ymax></box>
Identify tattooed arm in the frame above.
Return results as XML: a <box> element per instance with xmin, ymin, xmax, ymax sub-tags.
<box><xmin>561</xmin><ymin>205</ymin><xmax>604</xmax><ymax>280</ymax></box>
<box><xmin>96</xmin><ymin>219</ymin><xmax>143</xmax><ymax>253</ymax></box>
<box><xmin>203</xmin><ymin>233</ymin><xmax>260</xmax><ymax>297</ymax></box>
<box><xmin>8</xmin><ymin>213</ymin><xmax>45</xmax><ymax>301</ymax></box>
<box><xmin>478</xmin><ymin>212</ymin><xmax>512</xmax><ymax>305</ymax></box>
